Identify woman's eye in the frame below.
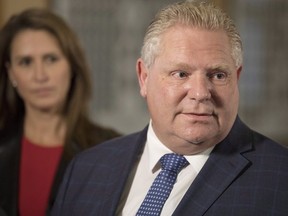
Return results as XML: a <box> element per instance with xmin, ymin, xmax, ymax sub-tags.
<box><xmin>19</xmin><ymin>57</ymin><xmax>32</xmax><ymax>66</ymax></box>
<box><xmin>45</xmin><ymin>55</ymin><xmax>58</xmax><ymax>63</ymax></box>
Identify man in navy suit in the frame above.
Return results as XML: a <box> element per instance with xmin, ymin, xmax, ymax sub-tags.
<box><xmin>52</xmin><ymin>1</ymin><xmax>288</xmax><ymax>215</ymax></box>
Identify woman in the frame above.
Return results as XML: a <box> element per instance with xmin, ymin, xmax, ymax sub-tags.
<box><xmin>0</xmin><ymin>8</ymin><xmax>120</xmax><ymax>216</ymax></box>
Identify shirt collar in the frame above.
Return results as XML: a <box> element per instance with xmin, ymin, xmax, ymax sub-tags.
<box><xmin>146</xmin><ymin>120</ymin><xmax>214</xmax><ymax>174</ymax></box>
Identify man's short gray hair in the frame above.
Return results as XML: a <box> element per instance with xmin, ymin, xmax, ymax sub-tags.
<box><xmin>141</xmin><ymin>1</ymin><xmax>243</xmax><ymax>68</ymax></box>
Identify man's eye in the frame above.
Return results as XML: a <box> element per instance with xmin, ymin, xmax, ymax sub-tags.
<box><xmin>172</xmin><ymin>71</ymin><xmax>188</xmax><ymax>79</ymax></box>
<box><xmin>213</xmin><ymin>72</ymin><xmax>227</xmax><ymax>80</ymax></box>
<box><xmin>209</xmin><ymin>71</ymin><xmax>229</xmax><ymax>85</ymax></box>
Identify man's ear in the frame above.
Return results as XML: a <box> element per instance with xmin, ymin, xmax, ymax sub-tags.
<box><xmin>237</xmin><ymin>65</ymin><xmax>242</xmax><ymax>80</ymax></box>
<box><xmin>136</xmin><ymin>58</ymin><xmax>149</xmax><ymax>98</ymax></box>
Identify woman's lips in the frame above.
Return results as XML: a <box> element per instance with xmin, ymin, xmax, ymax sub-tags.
<box><xmin>32</xmin><ymin>87</ymin><xmax>54</xmax><ymax>96</ymax></box>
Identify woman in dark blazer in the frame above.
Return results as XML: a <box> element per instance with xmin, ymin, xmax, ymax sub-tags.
<box><xmin>0</xmin><ymin>8</ymin><xmax>120</xmax><ymax>216</ymax></box>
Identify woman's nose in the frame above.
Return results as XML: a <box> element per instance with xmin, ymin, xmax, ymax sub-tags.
<box><xmin>33</xmin><ymin>62</ymin><xmax>48</xmax><ymax>82</ymax></box>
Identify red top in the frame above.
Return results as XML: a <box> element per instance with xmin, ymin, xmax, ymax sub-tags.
<box><xmin>19</xmin><ymin>137</ymin><xmax>63</xmax><ymax>216</ymax></box>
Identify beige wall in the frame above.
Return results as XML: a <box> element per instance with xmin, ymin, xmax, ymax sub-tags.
<box><xmin>0</xmin><ymin>0</ymin><xmax>226</xmax><ymax>27</ymax></box>
<box><xmin>0</xmin><ymin>0</ymin><xmax>48</xmax><ymax>26</ymax></box>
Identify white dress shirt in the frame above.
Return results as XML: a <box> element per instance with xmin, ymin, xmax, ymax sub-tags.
<box><xmin>117</xmin><ymin>122</ymin><xmax>214</xmax><ymax>216</ymax></box>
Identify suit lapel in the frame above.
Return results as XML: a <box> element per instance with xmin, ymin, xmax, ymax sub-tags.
<box><xmin>173</xmin><ymin>117</ymin><xmax>253</xmax><ymax>216</ymax></box>
<box><xmin>100</xmin><ymin>127</ymin><xmax>148</xmax><ymax>215</ymax></box>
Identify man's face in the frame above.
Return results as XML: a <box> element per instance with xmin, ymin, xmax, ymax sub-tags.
<box><xmin>137</xmin><ymin>26</ymin><xmax>242</xmax><ymax>154</ymax></box>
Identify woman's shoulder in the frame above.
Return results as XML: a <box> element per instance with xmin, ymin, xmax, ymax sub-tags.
<box><xmin>0</xmin><ymin>125</ymin><xmax>22</xmax><ymax>156</ymax></box>
<box><xmin>89</xmin><ymin>122</ymin><xmax>122</xmax><ymax>142</ymax></box>
<box><xmin>0</xmin><ymin>124</ymin><xmax>22</xmax><ymax>143</ymax></box>
<box><xmin>77</xmin><ymin>119</ymin><xmax>122</xmax><ymax>149</ymax></box>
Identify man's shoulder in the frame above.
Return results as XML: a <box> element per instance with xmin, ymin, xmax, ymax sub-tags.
<box><xmin>251</xmin><ymin>130</ymin><xmax>288</xmax><ymax>154</ymax></box>
<box><xmin>240</xmin><ymin>130</ymin><xmax>288</xmax><ymax>175</ymax></box>
<box><xmin>231</xmin><ymin>117</ymin><xmax>288</xmax><ymax>156</ymax></box>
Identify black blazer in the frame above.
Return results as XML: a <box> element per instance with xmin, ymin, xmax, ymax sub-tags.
<box><xmin>52</xmin><ymin>117</ymin><xmax>288</xmax><ymax>216</ymax></box>
<box><xmin>0</xmin><ymin>124</ymin><xmax>120</xmax><ymax>216</ymax></box>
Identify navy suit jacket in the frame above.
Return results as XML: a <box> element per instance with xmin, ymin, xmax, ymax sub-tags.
<box><xmin>52</xmin><ymin>117</ymin><xmax>288</xmax><ymax>216</ymax></box>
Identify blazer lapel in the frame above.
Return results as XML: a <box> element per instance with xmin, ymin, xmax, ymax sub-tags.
<box><xmin>173</xmin><ymin>117</ymin><xmax>253</xmax><ymax>216</ymax></box>
<box><xmin>0</xmin><ymin>127</ymin><xmax>22</xmax><ymax>216</ymax></box>
<box><xmin>100</xmin><ymin>127</ymin><xmax>148</xmax><ymax>215</ymax></box>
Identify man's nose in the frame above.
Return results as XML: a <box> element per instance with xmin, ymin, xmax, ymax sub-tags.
<box><xmin>186</xmin><ymin>74</ymin><xmax>211</xmax><ymax>102</ymax></box>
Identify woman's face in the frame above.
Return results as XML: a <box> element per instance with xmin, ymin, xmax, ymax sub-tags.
<box><xmin>8</xmin><ymin>29</ymin><xmax>71</xmax><ymax>113</ymax></box>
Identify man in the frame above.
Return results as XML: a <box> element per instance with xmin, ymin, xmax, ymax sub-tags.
<box><xmin>52</xmin><ymin>1</ymin><xmax>288</xmax><ymax>215</ymax></box>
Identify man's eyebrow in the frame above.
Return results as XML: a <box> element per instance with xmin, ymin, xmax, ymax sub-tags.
<box><xmin>207</xmin><ymin>64</ymin><xmax>232</xmax><ymax>71</ymax></box>
<box><xmin>167</xmin><ymin>62</ymin><xmax>232</xmax><ymax>72</ymax></box>
<box><xmin>167</xmin><ymin>62</ymin><xmax>196</xmax><ymax>71</ymax></box>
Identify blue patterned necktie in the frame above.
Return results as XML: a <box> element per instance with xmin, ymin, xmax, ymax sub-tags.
<box><xmin>136</xmin><ymin>153</ymin><xmax>189</xmax><ymax>216</ymax></box>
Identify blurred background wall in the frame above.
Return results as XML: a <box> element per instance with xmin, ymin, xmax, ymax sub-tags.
<box><xmin>0</xmin><ymin>0</ymin><xmax>48</xmax><ymax>25</ymax></box>
<box><xmin>1</xmin><ymin>0</ymin><xmax>287</xmax><ymax>146</ymax></box>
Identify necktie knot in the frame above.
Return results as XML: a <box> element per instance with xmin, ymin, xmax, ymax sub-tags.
<box><xmin>160</xmin><ymin>153</ymin><xmax>189</xmax><ymax>174</ymax></box>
